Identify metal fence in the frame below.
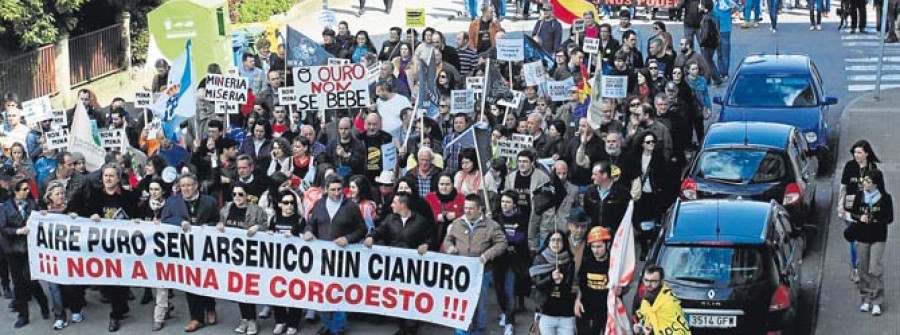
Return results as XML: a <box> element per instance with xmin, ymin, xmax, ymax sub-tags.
<box><xmin>69</xmin><ymin>24</ymin><xmax>125</xmax><ymax>86</ymax></box>
<box><xmin>0</xmin><ymin>45</ymin><xmax>57</xmax><ymax>101</ymax></box>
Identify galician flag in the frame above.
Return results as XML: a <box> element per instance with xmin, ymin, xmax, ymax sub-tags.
<box><xmin>152</xmin><ymin>39</ymin><xmax>196</xmax><ymax>141</ymax></box>
<box><xmin>66</xmin><ymin>102</ymin><xmax>106</xmax><ymax>172</ymax></box>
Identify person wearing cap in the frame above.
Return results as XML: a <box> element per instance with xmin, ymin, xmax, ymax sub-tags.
<box><xmin>574</xmin><ymin>226</ymin><xmax>613</xmax><ymax>335</ymax></box>
<box><xmin>532</xmin><ymin>5</ymin><xmax>562</xmax><ymax>55</ymax></box>
<box><xmin>567</xmin><ymin>207</ymin><xmax>590</xmax><ymax>273</ymax></box>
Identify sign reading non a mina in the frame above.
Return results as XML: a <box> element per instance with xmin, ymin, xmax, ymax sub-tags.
<box><xmin>99</xmin><ymin>129</ymin><xmax>126</xmax><ymax>152</ymax></box>
<box><xmin>205</xmin><ymin>74</ymin><xmax>249</xmax><ymax>104</ymax></box>
<box><xmin>45</xmin><ymin>129</ymin><xmax>69</xmax><ymax>150</ymax></box>
<box><xmin>294</xmin><ymin>64</ymin><xmax>370</xmax><ymax>110</ymax></box>
<box><xmin>497</xmin><ymin>134</ymin><xmax>534</xmax><ymax>159</ymax></box>
<box><xmin>27</xmin><ymin>214</ymin><xmax>484</xmax><ymax>329</ymax></box>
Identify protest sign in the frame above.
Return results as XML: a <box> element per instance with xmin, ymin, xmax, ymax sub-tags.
<box><xmin>451</xmin><ymin>90</ymin><xmax>475</xmax><ymax>114</ymax></box>
<box><xmin>583</xmin><ymin>38</ymin><xmax>600</xmax><ymax>54</ymax></box>
<box><xmin>496</xmin><ymin>38</ymin><xmax>524</xmax><ymax>62</ymax></box>
<box><xmin>367</xmin><ymin>61</ymin><xmax>382</xmax><ymax>83</ymax></box>
<box><xmin>45</xmin><ymin>129</ymin><xmax>69</xmax><ymax>150</ymax></box>
<box><xmin>51</xmin><ymin>109</ymin><xmax>67</xmax><ymax>130</ymax></box>
<box><xmin>497</xmin><ymin>90</ymin><xmax>524</xmax><ymax>109</ymax></box>
<box><xmin>204</xmin><ymin>74</ymin><xmax>249</xmax><ymax>104</ymax></box>
<box><xmin>21</xmin><ymin>96</ymin><xmax>53</xmax><ymax>126</ymax></box>
<box><xmin>317</xmin><ymin>10</ymin><xmax>337</xmax><ymax>28</ymax></box>
<box><xmin>547</xmin><ymin>79</ymin><xmax>574</xmax><ymax>102</ymax></box>
<box><xmin>601</xmin><ymin>75</ymin><xmax>628</xmax><ymax>98</ymax></box>
<box><xmin>294</xmin><ymin>64</ymin><xmax>371</xmax><ymax>110</ymax></box>
<box><xmin>134</xmin><ymin>91</ymin><xmax>152</xmax><ymax>109</ymax></box>
<box><xmin>522</xmin><ymin>61</ymin><xmax>545</xmax><ymax>87</ymax></box>
<box><xmin>27</xmin><ymin>214</ymin><xmax>484</xmax><ymax>329</ymax></box>
<box><xmin>215</xmin><ymin>102</ymin><xmax>240</xmax><ymax>115</ymax></box>
<box><xmin>99</xmin><ymin>129</ymin><xmax>127</xmax><ymax>152</ymax></box>
<box><xmin>381</xmin><ymin>142</ymin><xmax>397</xmax><ymax>172</ymax></box>
<box><xmin>406</xmin><ymin>8</ymin><xmax>426</xmax><ymax>28</ymax></box>
<box><xmin>278</xmin><ymin>87</ymin><xmax>297</xmax><ymax>106</ymax></box>
<box><xmin>328</xmin><ymin>58</ymin><xmax>350</xmax><ymax>66</ymax></box>
<box><xmin>466</xmin><ymin>76</ymin><xmax>484</xmax><ymax>104</ymax></box>
<box><xmin>573</xmin><ymin>19</ymin><xmax>586</xmax><ymax>34</ymax></box>
<box><xmin>497</xmin><ymin>134</ymin><xmax>534</xmax><ymax>159</ymax></box>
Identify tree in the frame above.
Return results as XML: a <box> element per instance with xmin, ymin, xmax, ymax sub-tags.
<box><xmin>0</xmin><ymin>0</ymin><xmax>91</xmax><ymax>49</ymax></box>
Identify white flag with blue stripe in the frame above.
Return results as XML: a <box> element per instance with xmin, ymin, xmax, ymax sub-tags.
<box><xmin>152</xmin><ymin>39</ymin><xmax>196</xmax><ymax>141</ymax></box>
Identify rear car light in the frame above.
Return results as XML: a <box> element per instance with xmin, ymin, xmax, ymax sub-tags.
<box><xmin>681</xmin><ymin>178</ymin><xmax>697</xmax><ymax>200</ymax></box>
<box><xmin>769</xmin><ymin>284</ymin><xmax>791</xmax><ymax>312</ymax></box>
<box><xmin>783</xmin><ymin>183</ymin><xmax>802</xmax><ymax>206</ymax></box>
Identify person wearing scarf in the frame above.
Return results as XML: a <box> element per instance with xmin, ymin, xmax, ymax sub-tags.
<box><xmin>530</xmin><ymin>230</ymin><xmax>576</xmax><ymax>335</ymax></box>
<box><xmin>136</xmin><ymin>177</ymin><xmax>171</xmax><ymax>331</ymax></box>
<box><xmin>849</xmin><ymin>170</ymin><xmax>893</xmax><ymax>316</ymax></box>
<box><xmin>634</xmin><ymin>265</ymin><xmax>691</xmax><ymax>335</ymax></box>
<box><xmin>426</xmin><ymin>172</ymin><xmax>465</xmax><ymax>250</ymax></box>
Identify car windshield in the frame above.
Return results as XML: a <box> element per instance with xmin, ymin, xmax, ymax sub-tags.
<box><xmin>661</xmin><ymin>245</ymin><xmax>766</xmax><ymax>287</ymax></box>
<box><xmin>727</xmin><ymin>74</ymin><xmax>817</xmax><ymax>107</ymax></box>
<box><xmin>695</xmin><ymin>149</ymin><xmax>787</xmax><ymax>184</ymax></box>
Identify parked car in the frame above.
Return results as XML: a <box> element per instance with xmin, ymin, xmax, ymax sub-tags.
<box><xmin>635</xmin><ymin>200</ymin><xmax>804</xmax><ymax>335</ymax></box>
<box><xmin>714</xmin><ymin>54</ymin><xmax>837</xmax><ymax>173</ymax></box>
<box><xmin>680</xmin><ymin>122</ymin><xmax>817</xmax><ymax>224</ymax></box>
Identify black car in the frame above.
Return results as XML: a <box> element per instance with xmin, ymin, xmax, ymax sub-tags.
<box><xmin>680</xmin><ymin>122</ymin><xmax>817</xmax><ymax>223</ymax></box>
<box><xmin>635</xmin><ymin>200</ymin><xmax>804</xmax><ymax>334</ymax></box>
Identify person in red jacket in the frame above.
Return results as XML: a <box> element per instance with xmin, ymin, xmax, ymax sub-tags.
<box><xmin>425</xmin><ymin>172</ymin><xmax>465</xmax><ymax>251</ymax></box>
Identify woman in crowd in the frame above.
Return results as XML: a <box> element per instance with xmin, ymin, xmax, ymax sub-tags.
<box><xmin>530</xmin><ymin>229</ymin><xmax>576</xmax><ymax>335</ymax></box>
<box><xmin>541</xmin><ymin>120</ymin><xmax>567</xmax><ymax>161</ymax></box>
<box><xmin>291</xmin><ymin>137</ymin><xmax>316</xmax><ymax>185</ymax></box>
<box><xmin>494</xmin><ymin>190</ymin><xmax>529</xmax><ymax>334</ymax></box>
<box><xmin>269</xmin><ymin>189</ymin><xmax>305</xmax><ymax>335</ymax></box>
<box><xmin>43</xmin><ymin>180</ymin><xmax>84</xmax><ymax>330</ymax></box>
<box><xmin>251</xmin><ymin>103</ymin><xmax>271</xmax><ymax>126</ymax></box>
<box><xmin>261</xmin><ymin>137</ymin><xmax>292</xmax><ymax>178</ymax></box>
<box><xmin>8</xmin><ymin>142</ymin><xmax>35</xmax><ymax>180</ymax></box>
<box><xmin>0</xmin><ymin>178</ymin><xmax>49</xmax><ymax>328</ymax></box>
<box><xmin>839</xmin><ymin>140</ymin><xmax>880</xmax><ymax>283</ymax></box>
<box><xmin>135</xmin><ymin>177</ymin><xmax>172</xmax><ymax>331</ymax></box>
<box><xmin>436</xmin><ymin>69</ymin><xmax>457</xmax><ymax>102</ymax></box>
<box><xmin>685</xmin><ymin>62</ymin><xmax>712</xmax><ymax>122</ymax></box>
<box><xmin>454</xmin><ymin>148</ymin><xmax>483</xmax><ymax>196</ymax></box>
<box><xmin>395</xmin><ymin>175</ymin><xmax>436</xmax><ymax>244</ymax></box>
<box><xmin>348</xmin><ymin>175</ymin><xmax>378</xmax><ymax>234</ymax></box>
<box><xmin>632</xmin><ymin>68</ymin><xmax>657</xmax><ymax>103</ymax></box>
<box><xmin>847</xmin><ymin>170</ymin><xmax>893</xmax><ymax>316</ymax></box>
<box><xmin>425</xmin><ymin>172</ymin><xmax>465</xmax><ymax>249</ymax></box>
<box><xmin>220</xmin><ymin>183</ymin><xmax>267</xmax><ymax>335</ymax></box>
<box><xmin>630</xmin><ymin>131</ymin><xmax>669</xmax><ymax>260</ymax></box>
<box><xmin>350</xmin><ymin>30</ymin><xmax>377</xmax><ymax>63</ymax></box>
<box><xmin>303</xmin><ymin>163</ymin><xmax>336</xmax><ymax>220</ymax></box>
<box><xmin>392</xmin><ymin>42</ymin><xmax>416</xmax><ymax>98</ymax></box>
<box><xmin>150</xmin><ymin>59</ymin><xmax>170</xmax><ymax>93</ymax></box>
<box><xmin>258</xmin><ymin>171</ymin><xmax>291</xmax><ymax>222</ymax></box>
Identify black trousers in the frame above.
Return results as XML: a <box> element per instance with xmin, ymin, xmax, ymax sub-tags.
<box><xmin>8</xmin><ymin>252</ymin><xmax>48</xmax><ymax>319</ymax></box>
<box><xmin>394</xmin><ymin>317</ymin><xmax>421</xmax><ymax>335</ymax></box>
<box><xmin>0</xmin><ymin>253</ymin><xmax>10</xmax><ymax>288</ymax></box>
<box><xmin>185</xmin><ymin>292</ymin><xmax>216</xmax><ymax>323</ymax></box>
<box><xmin>239</xmin><ymin>303</ymin><xmax>257</xmax><ymax>320</ymax></box>
<box><xmin>59</xmin><ymin>285</ymin><xmax>86</xmax><ymax>313</ymax></box>
<box><xmin>274</xmin><ymin>306</ymin><xmax>303</xmax><ymax>328</ymax></box>
<box><xmin>850</xmin><ymin>0</ymin><xmax>868</xmax><ymax>30</ymax></box>
<box><xmin>576</xmin><ymin>305</ymin><xmax>608</xmax><ymax>335</ymax></box>
<box><xmin>101</xmin><ymin>286</ymin><xmax>130</xmax><ymax>320</ymax></box>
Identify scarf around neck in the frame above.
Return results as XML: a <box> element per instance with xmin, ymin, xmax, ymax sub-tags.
<box><xmin>529</xmin><ymin>247</ymin><xmax>571</xmax><ymax>278</ymax></box>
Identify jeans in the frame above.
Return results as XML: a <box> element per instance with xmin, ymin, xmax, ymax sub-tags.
<box><xmin>49</xmin><ymin>283</ymin><xmax>64</xmax><ymax>319</ymax></box>
<box><xmin>767</xmin><ymin>0</ymin><xmax>780</xmax><ymax>29</ymax></box>
<box><xmin>857</xmin><ymin>241</ymin><xmax>885</xmax><ymax>305</ymax></box>
<box><xmin>322</xmin><ymin>311</ymin><xmax>347</xmax><ymax>333</ymax></box>
<box><xmin>455</xmin><ymin>270</ymin><xmax>492</xmax><ymax>335</ymax></box>
<box><xmin>845</xmin><ymin>220</ymin><xmax>858</xmax><ymax>269</ymax></box>
<box><xmin>716</xmin><ymin>31</ymin><xmax>732</xmax><ymax>77</ymax></box>
<box><xmin>538</xmin><ymin>314</ymin><xmax>577</xmax><ymax>335</ymax></box>
<box><xmin>493</xmin><ymin>267</ymin><xmax>516</xmax><ymax>324</ymax></box>
<box><xmin>809</xmin><ymin>0</ymin><xmax>824</xmax><ymax>25</ymax></box>
<box><xmin>683</xmin><ymin>26</ymin><xmax>701</xmax><ymax>50</ymax></box>
<box><xmin>701</xmin><ymin>47</ymin><xmax>724</xmax><ymax>84</ymax></box>
<box><xmin>745</xmin><ymin>0</ymin><xmax>762</xmax><ymax>20</ymax></box>
<box><xmin>467</xmin><ymin>0</ymin><xmax>480</xmax><ymax>19</ymax></box>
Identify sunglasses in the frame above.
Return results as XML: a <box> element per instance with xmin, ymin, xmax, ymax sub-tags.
<box><xmin>649</xmin><ymin>67</ymin><xmax>658</xmax><ymax>70</ymax></box>
<box><xmin>630</xmin><ymin>103</ymin><xmax>640</xmax><ymax>107</ymax></box>
<box><xmin>644</xmin><ymin>140</ymin><xmax>656</xmax><ymax>144</ymax></box>
<box><xmin>17</xmin><ymin>188</ymin><xmax>29</xmax><ymax>192</ymax></box>
<box><xmin>280</xmin><ymin>200</ymin><xmax>295</xmax><ymax>205</ymax></box>
<box><xmin>233</xmin><ymin>192</ymin><xmax>245</xmax><ymax>197</ymax></box>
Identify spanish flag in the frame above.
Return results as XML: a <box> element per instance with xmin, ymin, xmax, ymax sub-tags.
<box><xmin>551</xmin><ymin>0</ymin><xmax>600</xmax><ymax>24</ymax></box>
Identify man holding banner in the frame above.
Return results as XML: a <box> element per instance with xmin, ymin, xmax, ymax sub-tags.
<box><xmin>443</xmin><ymin>194</ymin><xmax>507</xmax><ymax>335</ymax></box>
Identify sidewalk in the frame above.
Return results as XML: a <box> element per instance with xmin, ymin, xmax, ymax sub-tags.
<box><xmin>815</xmin><ymin>89</ymin><xmax>900</xmax><ymax>334</ymax></box>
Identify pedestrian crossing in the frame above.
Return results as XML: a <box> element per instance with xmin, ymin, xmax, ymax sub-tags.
<box><xmin>843</xmin><ymin>34</ymin><xmax>900</xmax><ymax>92</ymax></box>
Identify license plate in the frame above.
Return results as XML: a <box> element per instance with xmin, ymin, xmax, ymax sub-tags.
<box><xmin>688</xmin><ymin>314</ymin><xmax>737</xmax><ymax>328</ymax></box>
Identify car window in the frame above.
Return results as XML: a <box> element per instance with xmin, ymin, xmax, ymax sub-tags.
<box><xmin>727</xmin><ymin>74</ymin><xmax>818</xmax><ymax>107</ymax></box>
<box><xmin>695</xmin><ymin>149</ymin><xmax>787</xmax><ymax>184</ymax></box>
<box><xmin>661</xmin><ymin>245</ymin><xmax>766</xmax><ymax>287</ymax></box>
<box><xmin>810</xmin><ymin>63</ymin><xmax>824</xmax><ymax>93</ymax></box>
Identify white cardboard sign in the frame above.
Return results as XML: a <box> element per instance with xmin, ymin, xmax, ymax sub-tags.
<box><xmin>496</xmin><ymin>38</ymin><xmax>524</xmax><ymax>62</ymax></box>
<box><xmin>205</xmin><ymin>74</ymin><xmax>249</xmax><ymax>104</ymax></box>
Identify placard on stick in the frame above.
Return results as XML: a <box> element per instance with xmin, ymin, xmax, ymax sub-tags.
<box><xmin>278</xmin><ymin>87</ymin><xmax>297</xmax><ymax>106</ymax></box>
<box><xmin>406</xmin><ymin>8</ymin><xmax>426</xmax><ymax>28</ymax></box>
<box><xmin>547</xmin><ymin>79</ymin><xmax>573</xmax><ymax>102</ymax></box>
<box><xmin>601</xmin><ymin>75</ymin><xmax>628</xmax><ymax>98</ymax></box>
<box><xmin>497</xmin><ymin>90</ymin><xmax>524</xmax><ymax>109</ymax></box>
<box><xmin>44</xmin><ymin>129</ymin><xmax>69</xmax><ymax>151</ymax></box>
<box><xmin>293</xmin><ymin>64</ymin><xmax>371</xmax><ymax>110</ymax></box>
<box><xmin>522</xmin><ymin>61</ymin><xmax>545</xmax><ymax>87</ymax></box>
<box><xmin>466</xmin><ymin>77</ymin><xmax>484</xmax><ymax>103</ymax></box>
<box><xmin>134</xmin><ymin>91</ymin><xmax>152</xmax><ymax>109</ymax></box>
<box><xmin>497</xmin><ymin>134</ymin><xmax>534</xmax><ymax>159</ymax></box>
<box><xmin>215</xmin><ymin>102</ymin><xmax>240</xmax><ymax>115</ymax></box>
<box><xmin>583</xmin><ymin>38</ymin><xmax>600</xmax><ymax>54</ymax></box>
<box><xmin>450</xmin><ymin>90</ymin><xmax>475</xmax><ymax>114</ymax></box>
<box><xmin>573</xmin><ymin>19</ymin><xmax>586</xmax><ymax>34</ymax></box>
<box><xmin>99</xmin><ymin>129</ymin><xmax>127</xmax><ymax>152</ymax></box>
<box><xmin>204</xmin><ymin>74</ymin><xmax>249</xmax><ymax>104</ymax></box>
<box><xmin>51</xmin><ymin>109</ymin><xmax>67</xmax><ymax>130</ymax></box>
<box><xmin>21</xmin><ymin>96</ymin><xmax>53</xmax><ymax>126</ymax></box>
<box><xmin>496</xmin><ymin>38</ymin><xmax>524</xmax><ymax>62</ymax></box>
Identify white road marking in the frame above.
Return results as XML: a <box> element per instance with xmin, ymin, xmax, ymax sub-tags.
<box><xmin>848</xmin><ymin>84</ymin><xmax>900</xmax><ymax>92</ymax></box>
<box><xmin>847</xmin><ymin>74</ymin><xmax>900</xmax><ymax>81</ymax></box>
<box><xmin>845</xmin><ymin>65</ymin><xmax>900</xmax><ymax>71</ymax></box>
<box><xmin>846</xmin><ymin>57</ymin><xmax>900</xmax><ymax>63</ymax></box>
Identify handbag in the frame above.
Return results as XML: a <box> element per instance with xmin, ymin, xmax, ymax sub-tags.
<box><xmin>529</xmin><ymin>313</ymin><xmax>541</xmax><ymax>335</ymax></box>
<box><xmin>843</xmin><ymin>194</ymin><xmax>856</xmax><ymax>212</ymax></box>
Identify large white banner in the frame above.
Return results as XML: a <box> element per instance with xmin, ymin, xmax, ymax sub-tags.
<box><xmin>294</xmin><ymin>64</ymin><xmax>370</xmax><ymax>110</ymax></box>
<box><xmin>28</xmin><ymin>214</ymin><xmax>482</xmax><ymax>328</ymax></box>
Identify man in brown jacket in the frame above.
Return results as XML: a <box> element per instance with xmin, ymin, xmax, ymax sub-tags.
<box><xmin>468</xmin><ymin>4</ymin><xmax>503</xmax><ymax>53</ymax></box>
<box><xmin>443</xmin><ymin>194</ymin><xmax>507</xmax><ymax>335</ymax></box>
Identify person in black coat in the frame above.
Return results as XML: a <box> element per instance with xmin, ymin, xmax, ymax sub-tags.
<box><xmin>583</xmin><ymin>161</ymin><xmax>632</xmax><ymax>233</ymax></box>
<box><xmin>628</xmin><ymin>131</ymin><xmax>671</xmax><ymax>260</ymax></box>
<box><xmin>160</xmin><ymin>173</ymin><xmax>220</xmax><ymax>332</ymax></box>
<box><xmin>303</xmin><ymin>174</ymin><xmax>366</xmax><ymax>335</ymax></box>
<box><xmin>0</xmin><ymin>179</ymin><xmax>49</xmax><ymax>328</ymax></box>
<box><xmin>364</xmin><ymin>192</ymin><xmax>433</xmax><ymax>335</ymax></box>
<box><xmin>847</xmin><ymin>170</ymin><xmax>893</xmax><ymax>315</ymax></box>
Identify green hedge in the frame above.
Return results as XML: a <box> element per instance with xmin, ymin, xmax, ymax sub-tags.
<box><xmin>236</xmin><ymin>0</ymin><xmax>296</xmax><ymax>23</ymax></box>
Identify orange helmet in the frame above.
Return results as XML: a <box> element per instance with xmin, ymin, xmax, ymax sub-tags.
<box><xmin>587</xmin><ymin>226</ymin><xmax>612</xmax><ymax>244</ymax></box>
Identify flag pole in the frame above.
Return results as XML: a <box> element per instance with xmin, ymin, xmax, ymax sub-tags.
<box><xmin>480</xmin><ymin>60</ymin><xmax>490</xmax><ymax>122</ymax></box>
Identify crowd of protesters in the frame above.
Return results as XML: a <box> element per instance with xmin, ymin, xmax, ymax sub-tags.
<box><xmin>0</xmin><ymin>2</ymin><xmax>754</xmax><ymax>334</ymax></box>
